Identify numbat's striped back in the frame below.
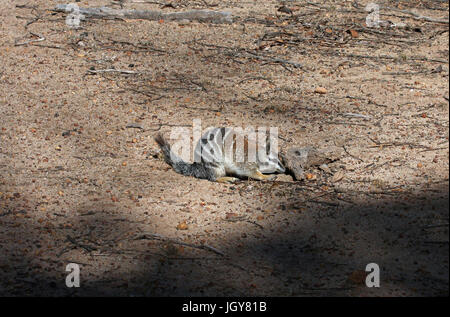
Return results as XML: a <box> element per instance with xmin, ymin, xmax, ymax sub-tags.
<box><xmin>193</xmin><ymin>127</ymin><xmax>232</xmax><ymax>165</ymax></box>
<box><xmin>155</xmin><ymin>127</ymin><xmax>284</xmax><ymax>182</ymax></box>
<box><xmin>193</xmin><ymin>127</ymin><xmax>285</xmax><ymax>174</ymax></box>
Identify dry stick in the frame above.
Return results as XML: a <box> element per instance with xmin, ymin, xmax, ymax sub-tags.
<box><xmin>382</xmin><ymin>6</ymin><xmax>449</xmax><ymax>24</ymax></box>
<box><xmin>351</xmin><ymin>2</ymin><xmax>449</xmax><ymax>24</ymax></box>
<box><xmin>177</xmin><ymin>104</ymin><xmax>220</xmax><ymax>112</ymax></box>
<box><xmin>418</xmin><ymin>146</ymin><xmax>449</xmax><ymax>153</ymax></box>
<box><xmin>105</xmin><ymin>38</ymin><xmax>166</xmax><ymax>54</ymax></box>
<box><xmin>223</xmin><ymin>216</ymin><xmax>264</xmax><ymax>229</ymax></box>
<box><xmin>368</xmin><ymin>136</ymin><xmax>435</xmax><ymax>150</ymax></box>
<box><xmin>16</xmin><ymin>4</ymin><xmax>38</xmax><ymax>9</ymax></box>
<box><xmin>244</xmin><ymin>50</ymin><xmax>302</xmax><ymax>69</ymax></box>
<box><xmin>25</xmin><ymin>15</ymin><xmax>41</xmax><ymax>29</ymax></box>
<box><xmin>87</xmin><ymin>69</ymin><xmax>138</xmax><ymax>74</ymax></box>
<box><xmin>135</xmin><ymin>233</ymin><xmax>225</xmax><ymax>256</ymax></box>
<box><xmin>129</xmin><ymin>0</ymin><xmax>173</xmax><ymax>5</ymax></box>
<box><xmin>16</xmin><ymin>5</ymin><xmax>45</xmax><ymax>29</ymax></box>
<box><xmin>200</xmin><ymin>42</ymin><xmax>302</xmax><ymax>69</ymax></box>
<box><xmin>58</xmin><ymin>235</ymin><xmax>98</xmax><ymax>256</ymax></box>
<box><xmin>341</xmin><ymin>53</ymin><xmax>448</xmax><ymax>64</ymax></box>
<box><xmin>125</xmin><ymin>123</ymin><xmax>144</xmax><ymax>130</ymax></box>
<box><xmin>142</xmin><ymin>123</ymin><xmax>192</xmax><ymax>132</ymax></box>
<box><xmin>382</xmin><ymin>70</ymin><xmax>436</xmax><ymax>76</ymax></box>
<box><xmin>340</xmin><ymin>113</ymin><xmax>372</xmax><ymax>120</ymax></box>
<box><xmin>32</xmin><ymin>44</ymin><xmax>65</xmax><ymax>49</ymax></box>
<box><xmin>342</xmin><ymin>145</ymin><xmax>364</xmax><ymax>162</ymax></box>
<box><xmin>365</xmin><ymin>158</ymin><xmax>401</xmax><ymax>171</ymax></box>
<box><xmin>324</xmin><ymin>121</ymin><xmax>367</xmax><ymax>126</ymax></box>
<box><xmin>14</xmin><ymin>32</ymin><xmax>45</xmax><ymax>46</ymax></box>
<box><xmin>237</xmin><ymin>76</ymin><xmax>274</xmax><ymax>85</ymax></box>
<box><xmin>422</xmin><ymin>223</ymin><xmax>449</xmax><ymax>229</ymax></box>
<box><xmin>54</xmin><ymin>4</ymin><xmax>233</xmax><ymax>24</ymax></box>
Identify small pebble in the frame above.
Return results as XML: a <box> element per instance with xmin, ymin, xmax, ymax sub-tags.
<box><xmin>314</xmin><ymin>87</ymin><xmax>327</xmax><ymax>94</ymax></box>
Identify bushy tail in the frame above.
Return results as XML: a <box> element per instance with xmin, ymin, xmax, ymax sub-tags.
<box><xmin>154</xmin><ymin>133</ymin><xmax>175</xmax><ymax>165</ymax></box>
<box><xmin>154</xmin><ymin>133</ymin><xmax>210</xmax><ymax>179</ymax></box>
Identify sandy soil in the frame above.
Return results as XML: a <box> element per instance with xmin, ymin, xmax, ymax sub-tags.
<box><xmin>0</xmin><ymin>0</ymin><xmax>448</xmax><ymax>296</ymax></box>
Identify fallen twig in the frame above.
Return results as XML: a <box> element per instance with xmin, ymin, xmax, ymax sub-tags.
<box><xmin>223</xmin><ymin>215</ymin><xmax>264</xmax><ymax>229</ymax></box>
<box><xmin>324</xmin><ymin>121</ymin><xmax>367</xmax><ymax>126</ymax></box>
<box><xmin>341</xmin><ymin>53</ymin><xmax>448</xmax><ymax>64</ymax></box>
<box><xmin>58</xmin><ymin>235</ymin><xmax>98</xmax><ymax>256</ymax></box>
<box><xmin>340</xmin><ymin>113</ymin><xmax>372</xmax><ymax>120</ymax></box>
<box><xmin>126</xmin><ymin>123</ymin><xmax>144</xmax><ymax>130</ymax></box>
<box><xmin>352</xmin><ymin>2</ymin><xmax>449</xmax><ymax>24</ymax></box>
<box><xmin>54</xmin><ymin>4</ymin><xmax>233</xmax><ymax>24</ymax></box>
<box><xmin>418</xmin><ymin>146</ymin><xmax>449</xmax><ymax>153</ymax></box>
<box><xmin>237</xmin><ymin>76</ymin><xmax>274</xmax><ymax>85</ymax></box>
<box><xmin>14</xmin><ymin>32</ymin><xmax>45</xmax><ymax>46</ymax></box>
<box><xmin>199</xmin><ymin>42</ymin><xmax>302</xmax><ymax>69</ymax></box>
<box><xmin>246</xmin><ymin>52</ymin><xmax>302</xmax><ymax>69</ymax></box>
<box><xmin>382</xmin><ymin>69</ymin><xmax>439</xmax><ymax>76</ymax></box>
<box><xmin>343</xmin><ymin>145</ymin><xmax>364</xmax><ymax>162</ymax></box>
<box><xmin>87</xmin><ymin>68</ymin><xmax>138</xmax><ymax>74</ymax></box>
<box><xmin>422</xmin><ymin>223</ymin><xmax>449</xmax><ymax>229</ymax></box>
<box><xmin>135</xmin><ymin>233</ymin><xmax>225</xmax><ymax>256</ymax></box>
<box><xmin>383</xmin><ymin>6</ymin><xmax>449</xmax><ymax>24</ymax></box>
<box><xmin>367</xmin><ymin>137</ymin><xmax>435</xmax><ymax>150</ymax></box>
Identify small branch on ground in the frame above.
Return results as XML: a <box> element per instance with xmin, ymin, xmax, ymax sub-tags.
<box><xmin>87</xmin><ymin>68</ymin><xmax>138</xmax><ymax>74</ymax></box>
<box><xmin>134</xmin><ymin>233</ymin><xmax>225</xmax><ymax>256</ymax></box>
<box><xmin>54</xmin><ymin>4</ymin><xmax>233</xmax><ymax>24</ymax></box>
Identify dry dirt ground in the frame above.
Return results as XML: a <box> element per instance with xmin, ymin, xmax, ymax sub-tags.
<box><xmin>0</xmin><ymin>0</ymin><xmax>448</xmax><ymax>296</ymax></box>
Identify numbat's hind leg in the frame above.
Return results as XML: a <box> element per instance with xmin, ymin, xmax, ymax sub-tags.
<box><xmin>216</xmin><ymin>176</ymin><xmax>239</xmax><ymax>183</ymax></box>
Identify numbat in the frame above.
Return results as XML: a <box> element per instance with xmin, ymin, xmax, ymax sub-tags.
<box><xmin>154</xmin><ymin>127</ymin><xmax>285</xmax><ymax>183</ymax></box>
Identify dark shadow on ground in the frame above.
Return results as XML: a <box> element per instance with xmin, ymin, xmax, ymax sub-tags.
<box><xmin>0</xmin><ymin>179</ymin><xmax>447</xmax><ymax>296</ymax></box>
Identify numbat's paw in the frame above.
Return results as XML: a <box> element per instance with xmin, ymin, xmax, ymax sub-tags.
<box><xmin>216</xmin><ymin>176</ymin><xmax>239</xmax><ymax>183</ymax></box>
<box><xmin>250</xmin><ymin>170</ymin><xmax>276</xmax><ymax>181</ymax></box>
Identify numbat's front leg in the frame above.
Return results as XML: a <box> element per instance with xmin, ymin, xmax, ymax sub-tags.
<box><xmin>216</xmin><ymin>176</ymin><xmax>239</xmax><ymax>183</ymax></box>
<box><xmin>249</xmin><ymin>170</ymin><xmax>275</xmax><ymax>181</ymax></box>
